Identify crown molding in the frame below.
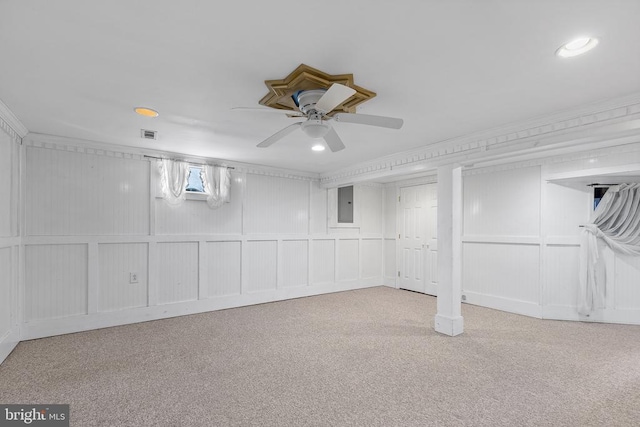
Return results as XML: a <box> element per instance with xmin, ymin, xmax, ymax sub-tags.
<box><xmin>320</xmin><ymin>92</ymin><xmax>640</xmax><ymax>187</ymax></box>
<box><xmin>463</xmin><ymin>137</ymin><xmax>640</xmax><ymax>177</ymax></box>
<box><xmin>0</xmin><ymin>98</ymin><xmax>28</xmax><ymax>138</ymax></box>
<box><xmin>24</xmin><ymin>133</ymin><xmax>321</xmax><ymax>182</ymax></box>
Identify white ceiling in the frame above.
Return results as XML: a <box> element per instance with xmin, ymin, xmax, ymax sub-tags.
<box><xmin>1</xmin><ymin>1</ymin><xmax>639</xmax><ymax>174</ymax></box>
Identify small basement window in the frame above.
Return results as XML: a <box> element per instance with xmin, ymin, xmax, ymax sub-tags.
<box><xmin>593</xmin><ymin>186</ymin><xmax>609</xmax><ymax>210</ymax></box>
<box><xmin>185</xmin><ymin>166</ymin><xmax>205</xmax><ymax>193</ymax></box>
<box><xmin>338</xmin><ymin>185</ymin><xmax>354</xmax><ymax>223</ymax></box>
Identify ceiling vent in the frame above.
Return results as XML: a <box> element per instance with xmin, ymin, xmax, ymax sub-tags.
<box><xmin>141</xmin><ymin>129</ymin><xmax>157</xmax><ymax>140</ymax></box>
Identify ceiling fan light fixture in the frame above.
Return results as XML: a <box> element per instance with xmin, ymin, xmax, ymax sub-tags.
<box><xmin>301</xmin><ymin>120</ymin><xmax>330</xmax><ymax>139</ymax></box>
<box><xmin>556</xmin><ymin>37</ymin><xmax>599</xmax><ymax>57</ymax></box>
<box><xmin>311</xmin><ymin>143</ymin><xmax>325</xmax><ymax>152</ymax></box>
<box><xmin>134</xmin><ymin>107</ymin><xmax>159</xmax><ymax>117</ymax></box>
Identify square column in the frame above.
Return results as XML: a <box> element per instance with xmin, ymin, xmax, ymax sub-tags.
<box><xmin>434</xmin><ymin>163</ymin><xmax>464</xmax><ymax>336</ymax></box>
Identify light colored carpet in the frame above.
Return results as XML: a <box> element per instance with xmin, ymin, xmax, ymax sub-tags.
<box><xmin>1</xmin><ymin>287</ymin><xmax>639</xmax><ymax>426</ymax></box>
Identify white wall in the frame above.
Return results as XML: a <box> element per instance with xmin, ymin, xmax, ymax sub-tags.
<box><xmin>462</xmin><ymin>166</ymin><xmax>543</xmax><ymax>316</ymax></box>
<box><xmin>20</xmin><ymin>136</ymin><xmax>386</xmax><ymax>340</ymax></box>
<box><xmin>461</xmin><ymin>145</ymin><xmax>640</xmax><ymax>324</ymax></box>
<box><xmin>0</xmin><ymin>121</ymin><xmax>21</xmax><ymax>364</ymax></box>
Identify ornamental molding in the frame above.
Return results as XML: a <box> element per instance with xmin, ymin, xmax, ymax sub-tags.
<box><xmin>24</xmin><ymin>133</ymin><xmax>320</xmax><ymax>182</ymax></box>
<box><xmin>0</xmin><ymin>98</ymin><xmax>28</xmax><ymax>139</ymax></box>
<box><xmin>0</xmin><ymin>116</ymin><xmax>20</xmax><ymax>143</ymax></box>
<box><xmin>25</xmin><ymin>135</ymin><xmax>146</xmax><ymax>161</ymax></box>
<box><xmin>259</xmin><ymin>64</ymin><xmax>375</xmax><ymax>114</ymax></box>
<box><xmin>320</xmin><ymin>92</ymin><xmax>640</xmax><ymax>186</ymax></box>
<box><xmin>463</xmin><ymin>139</ymin><xmax>640</xmax><ymax>177</ymax></box>
<box><xmin>239</xmin><ymin>166</ymin><xmax>318</xmax><ymax>182</ymax></box>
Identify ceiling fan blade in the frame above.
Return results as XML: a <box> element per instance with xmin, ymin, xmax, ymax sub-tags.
<box><xmin>315</xmin><ymin>83</ymin><xmax>357</xmax><ymax>114</ymax></box>
<box><xmin>323</xmin><ymin>127</ymin><xmax>346</xmax><ymax>152</ymax></box>
<box><xmin>232</xmin><ymin>107</ymin><xmax>304</xmax><ymax>117</ymax></box>
<box><xmin>257</xmin><ymin>122</ymin><xmax>302</xmax><ymax>148</ymax></box>
<box><xmin>333</xmin><ymin>112</ymin><xmax>404</xmax><ymax>129</ymax></box>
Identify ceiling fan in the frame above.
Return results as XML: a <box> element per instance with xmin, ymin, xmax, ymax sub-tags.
<box><xmin>238</xmin><ymin>83</ymin><xmax>404</xmax><ymax>152</ymax></box>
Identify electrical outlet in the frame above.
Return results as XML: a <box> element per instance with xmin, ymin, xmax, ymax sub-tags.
<box><xmin>130</xmin><ymin>272</ymin><xmax>138</xmax><ymax>284</ymax></box>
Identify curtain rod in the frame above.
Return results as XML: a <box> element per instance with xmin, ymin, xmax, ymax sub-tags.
<box><xmin>143</xmin><ymin>155</ymin><xmax>235</xmax><ymax>169</ymax></box>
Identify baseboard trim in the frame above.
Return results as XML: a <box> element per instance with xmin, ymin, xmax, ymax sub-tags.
<box><xmin>0</xmin><ymin>327</ymin><xmax>20</xmax><ymax>365</ymax></box>
<box><xmin>541</xmin><ymin>305</ymin><xmax>580</xmax><ymax>321</ymax></box>
<box><xmin>462</xmin><ymin>291</ymin><xmax>542</xmax><ymax>318</ymax></box>
<box><xmin>21</xmin><ymin>279</ymin><xmax>382</xmax><ymax>341</ymax></box>
<box><xmin>383</xmin><ymin>277</ymin><xmax>396</xmax><ymax>288</ymax></box>
<box><xmin>543</xmin><ymin>305</ymin><xmax>640</xmax><ymax>325</ymax></box>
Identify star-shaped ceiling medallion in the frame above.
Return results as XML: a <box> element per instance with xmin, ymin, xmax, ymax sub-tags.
<box><xmin>259</xmin><ymin>64</ymin><xmax>376</xmax><ymax>114</ymax></box>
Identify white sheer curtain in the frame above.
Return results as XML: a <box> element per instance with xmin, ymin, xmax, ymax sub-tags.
<box><xmin>201</xmin><ymin>165</ymin><xmax>231</xmax><ymax>208</ymax></box>
<box><xmin>579</xmin><ymin>183</ymin><xmax>640</xmax><ymax>315</ymax></box>
<box><xmin>158</xmin><ymin>159</ymin><xmax>190</xmax><ymax>205</ymax></box>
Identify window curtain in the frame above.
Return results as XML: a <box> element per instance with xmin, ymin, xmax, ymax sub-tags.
<box><xmin>158</xmin><ymin>159</ymin><xmax>190</xmax><ymax>205</ymax></box>
<box><xmin>579</xmin><ymin>183</ymin><xmax>640</xmax><ymax>315</ymax></box>
<box><xmin>201</xmin><ymin>165</ymin><xmax>231</xmax><ymax>209</ymax></box>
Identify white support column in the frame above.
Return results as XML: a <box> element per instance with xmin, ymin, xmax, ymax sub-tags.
<box><xmin>434</xmin><ymin>163</ymin><xmax>464</xmax><ymax>336</ymax></box>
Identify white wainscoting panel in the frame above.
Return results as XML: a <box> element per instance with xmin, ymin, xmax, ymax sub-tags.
<box><xmin>614</xmin><ymin>254</ymin><xmax>640</xmax><ymax>310</ymax></box>
<box><xmin>309</xmin><ymin>181</ymin><xmax>327</xmax><ymax>234</ymax></box>
<box><xmin>383</xmin><ymin>238</ymin><xmax>396</xmax><ymax>287</ymax></box>
<box><xmin>157</xmin><ymin>242</ymin><xmax>199</xmax><ymax>305</ymax></box>
<box><xmin>361</xmin><ymin>239</ymin><xmax>383</xmax><ymax>279</ymax></box>
<box><xmin>244</xmin><ymin>240</ymin><xmax>277</xmax><ymax>292</ymax></box>
<box><xmin>0</xmin><ymin>248</ymin><xmax>11</xmax><ymax>337</ymax></box>
<box><xmin>25</xmin><ymin>244</ymin><xmax>88</xmax><ymax>321</ymax></box>
<box><xmin>0</xmin><ymin>132</ymin><xmax>11</xmax><ymax>237</ymax></box>
<box><xmin>338</xmin><ymin>239</ymin><xmax>359</xmax><ymax>282</ymax></box>
<box><xmin>544</xmin><ymin>245</ymin><xmax>580</xmax><ymax>308</ymax></box>
<box><xmin>311</xmin><ymin>239</ymin><xmax>335</xmax><ymax>285</ymax></box>
<box><xmin>244</xmin><ymin>174</ymin><xmax>309</xmax><ymax>234</ymax></box>
<box><xmin>155</xmin><ymin>173</ymin><xmax>243</xmax><ymax>235</ymax></box>
<box><xmin>26</xmin><ymin>147</ymin><xmax>149</xmax><ymax>236</ymax></box>
<box><xmin>463</xmin><ymin>242</ymin><xmax>540</xmax><ymax>304</ymax></box>
<box><xmin>282</xmin><ymin>240</ymin><xmax>308</xmax><ymax>288</ymax></box>
<box><xmin>464</xmin><ymin>166</ymin><xmax>541</xmax><ymax>236</ymax></box>
<box><xmin>205</xmin><ymin>241</ymin><xmax>241</xmax><ymax>297</ymax></box>
<box><xmin>383</xmin><ymin>186</ymin><xmax>397</xmax><ymax>238</ymax></box>
<box><xmin>98</xmin><ymin>243</ymin><xmax>148</xmax><ymax>312</ymax></box>
<box><xmin>360</xmin><ymin>186</ymin><xmax>383</xmax><ymax>234</ymax></box>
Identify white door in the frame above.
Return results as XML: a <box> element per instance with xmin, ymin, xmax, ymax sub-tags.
<box><xmin>398</xmin><ymin>184</ymin><xmax>438</xmax><ymax>295</ymax></box>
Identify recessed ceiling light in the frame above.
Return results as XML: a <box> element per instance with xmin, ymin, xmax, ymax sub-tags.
<box><xmin>556</xmin><ymin>37</ymin><xmax>599</xmax><ymax>58</ymax></box>
<box><xmin>311</xmin><ymin>144</ymin><xmax>325</xmax><ymax>152</ymax></box>
<box><xmin>134</xmin><ymin>107</ymin><xmax>159</xmax><ymax>117</ymax></box>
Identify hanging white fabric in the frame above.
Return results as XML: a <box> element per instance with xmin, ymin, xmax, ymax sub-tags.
<box><xmin>201</xmin><ymin>165</ymin><xmax>231</xmax><ymax>209</ymax></box>
<box><xmin>578</xmin><ymin>183</ymin><xmax>640</xmax><ymax>315</ymax></box>
<box><xmin>158</xmin><ymin>159</ymin><xmax>190</xmax><ymax>205</ymax></box>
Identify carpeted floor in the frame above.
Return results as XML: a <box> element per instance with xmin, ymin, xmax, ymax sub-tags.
<box><xmin>1</xmin><ymin>287</ymin><xmax>639</xmax><ymax>426</ymax></box>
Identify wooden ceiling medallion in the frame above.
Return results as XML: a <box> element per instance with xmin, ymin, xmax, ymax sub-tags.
<box><xmin>259</xmin><ymin>64</ymin><xmax>376</xmax><ymax>114</ymax></box>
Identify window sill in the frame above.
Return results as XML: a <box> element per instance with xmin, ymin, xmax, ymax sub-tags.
<box><xmin>155</xmin><ymin>192</ymin><xmax>208</xmax><ymax>201</ymax></box>
<box><xmin>185</xmin><ymin>191</ymin><xmax>208</xmax><ymax>201</ymax></box>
